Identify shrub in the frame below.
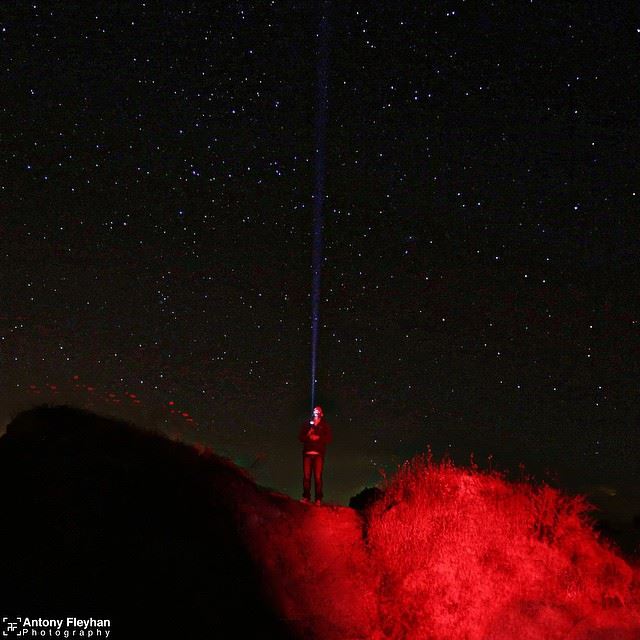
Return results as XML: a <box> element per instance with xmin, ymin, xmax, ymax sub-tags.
<box><xmin>363</xmin><ymin>455</ymin><xmax>640</xmax><ymax>640</ymax></box>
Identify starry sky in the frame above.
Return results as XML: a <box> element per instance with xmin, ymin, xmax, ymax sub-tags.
<box><xmin>2</xmin><ymin>1</ymin><xmax>639</xmax><ymax>513</ymax></box>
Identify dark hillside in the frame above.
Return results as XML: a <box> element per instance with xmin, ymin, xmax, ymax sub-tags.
<box><xmin>0</xmin><ymin>405</ymin><xmax>292</xmax><ymax>638</ymax></box>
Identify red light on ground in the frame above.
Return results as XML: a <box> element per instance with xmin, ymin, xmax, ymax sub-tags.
<box><xmin>49</xmin><ymin>384</ymin><xmax>57</xmax><ymax>390</ymax></box>
<box><xmin>168</xmin><ymin>401</ymin><xmax>175</xmax><ymax>406</ymax></box>
<box><xmin>29</xmin><ymin>384</ymin><xmax>38</xmax><ymax>390</ymax></box>
<box><xmin>129</xmin><ymin>393</ymin><xmax>137</xmax><ymax>399</ymax></box>
<box><xmin>72</xmin><ymin>375</ymin><xmax>79</xmax><ymax>380</ymax></box>
<box><xmin>181</xmin><ymin>412</ymin><xmax>189</xmax><ymax>418</ymax></box>
<box><xmin>87</xmin><ymin>386</ymin><xmax>95</xmax><ymax>392</ymax></box>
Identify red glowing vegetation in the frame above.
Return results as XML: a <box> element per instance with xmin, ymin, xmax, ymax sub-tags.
<box><xmin>247</xmin><ymin>456</ymin><xmax>640</xmax><ymax>639</ymax></box>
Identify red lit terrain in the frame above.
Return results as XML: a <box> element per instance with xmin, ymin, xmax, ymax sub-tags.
<box><xmin>1</xmin><ymin>406</ymin><xmax>639</xmax><ymax>639</ymax></box>
<box><xmin>243</xmin><ymin>457</ymin><xmax>640</xmax><ymax>639</ymax></box>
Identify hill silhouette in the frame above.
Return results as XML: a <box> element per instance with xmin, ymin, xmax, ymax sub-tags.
<box><xmin>1</xmin><ymin>405</ymin><xmax>639</xmax><ymax>639</ymax></box>
<box><xmin>0</xmin><ymin>405</ymin><xmax>293</xmax><ymax>638</ymax></box>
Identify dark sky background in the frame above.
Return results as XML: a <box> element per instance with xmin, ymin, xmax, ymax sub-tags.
<box><xmin>2</xmin><ymin>1</ymin><xmax>639</xmax><ymax>515</ymax></box>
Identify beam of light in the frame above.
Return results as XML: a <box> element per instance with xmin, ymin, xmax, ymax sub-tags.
<box><xmin>310</xmin><ymin>2</ymin><xmax>331</xmax><ymax>415</ymax></box>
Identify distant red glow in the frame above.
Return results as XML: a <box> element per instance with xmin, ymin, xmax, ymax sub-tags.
<box><xmin>20</xmin><ymin>377</ymin><xmax>199</xmax><ymax>432</ymax></box>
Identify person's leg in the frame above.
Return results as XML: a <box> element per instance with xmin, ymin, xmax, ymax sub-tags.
<box><xmin>314</xmin><ymin>455</ymin><xmax>324</xmax><ymax>502</ymax></box>
<box><xmin>302</xmin><ymin>454</ymin><xmax>312</xmax><ymax>500</ymax></box>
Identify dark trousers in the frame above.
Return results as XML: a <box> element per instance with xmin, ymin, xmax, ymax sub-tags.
<box><xmin>302</xmin><ymin>453</ymin><xmax>324</xmax><ymax>501</ymax></box>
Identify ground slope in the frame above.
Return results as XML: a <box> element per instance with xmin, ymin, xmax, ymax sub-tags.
<box><xmin>1</xmin><ymin>405</ymin><xmax>639</xmax><ymax>640</ymax></box>
<box><xmin>0</xmin><ymin>405</ymin><xmax>293</xmax><ymax>639</ymax></box>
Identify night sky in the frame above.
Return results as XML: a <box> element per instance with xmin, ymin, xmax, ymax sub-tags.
<box><xmin>2</xmin><ymin>2</ymin><xmax>639</xmax><ymax>513</ymax></box>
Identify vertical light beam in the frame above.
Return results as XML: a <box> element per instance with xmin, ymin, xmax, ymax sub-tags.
<box><xmin>310</xmin><ymin>2</ymin><xmax>330</xmax><ymax>415</ymax></box>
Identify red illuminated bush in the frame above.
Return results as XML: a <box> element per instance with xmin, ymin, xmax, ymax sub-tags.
<box><xmin>363</xmin><ymin>455</ymin><xmax>640</xmax><ymax>640</ymax></box>
<box><xmin>245</xmin><ymin>452</ymin><xmax>640</xmax><ymax>639</ymax></box>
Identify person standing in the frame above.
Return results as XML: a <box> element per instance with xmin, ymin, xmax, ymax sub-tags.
<box><xmin>299</xmin><ymin>406</ymin><xmax>332</xmax><ymax>505</ymax></box>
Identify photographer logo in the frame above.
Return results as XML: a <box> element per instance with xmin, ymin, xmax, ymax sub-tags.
<box><xmin>2</xmin><ymin>618</ymin><xmax>111</xmax><ymax>638</ymax></box>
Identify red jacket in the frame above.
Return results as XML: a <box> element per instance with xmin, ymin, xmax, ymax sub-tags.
<box><xmin>299</xmin><ymin>419</ymin><xmax>333</xmax><ymax>456</ymax></box>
